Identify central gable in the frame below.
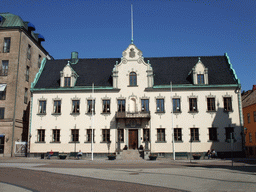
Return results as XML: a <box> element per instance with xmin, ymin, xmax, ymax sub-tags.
<box><xmin>112</xmin><ymin>44</ymin><xmax>154</xmax><ymax>89</ymax></box>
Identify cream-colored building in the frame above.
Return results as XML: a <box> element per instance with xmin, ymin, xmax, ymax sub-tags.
<box><xmin>29</xmin><ymin>44</ymin><xmax>244</xmax><ymax>158</ymax></box>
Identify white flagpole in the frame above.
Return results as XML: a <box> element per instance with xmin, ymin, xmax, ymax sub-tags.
<box><xmin>171</xmin><ymin>81</ymin><xmax>175</xmax><ymax>160</ymax></box>
<box><xmin>131</xmin><ymin>4</ymin><xmax>133</xmax><ymax>44</ymax></box>
<box><xmin>91</xmin><ymin>83</ymin><xmax>94</xmax><ymax>161</ymax></box>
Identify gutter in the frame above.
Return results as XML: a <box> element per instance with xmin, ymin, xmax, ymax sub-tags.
<box><xmin>11</xmin><ymin>29</ymin><xmax>22</xmax><ymax>157</ymax></box>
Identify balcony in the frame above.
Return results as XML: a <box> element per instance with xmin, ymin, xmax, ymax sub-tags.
<box><xmin>116</xmin><ymin>111</ymin><xmax>150</xmax><ymax>119</ymax></box>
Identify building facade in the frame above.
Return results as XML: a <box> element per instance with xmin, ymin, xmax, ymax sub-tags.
<box><xmin>30</xmin><ymin>44</ymin><xmax>243</xmax><ymax>158</ymax></box>
<box><xmin>242</xmin><ymin>85</ymin><xmax>256</xmax><ymax>158</ymax></box>
<box><xmin>0</xmin><ymin>13</ymin><xmax>50</xmax><ymax>157</ymax></box>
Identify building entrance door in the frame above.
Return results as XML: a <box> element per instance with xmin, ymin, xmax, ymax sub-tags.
<box><xmin>129</xmin><ymin>129</ymin><xmax>138</xmax><ymax>149</ymax></box>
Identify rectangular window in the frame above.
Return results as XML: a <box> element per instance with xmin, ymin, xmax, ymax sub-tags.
<box><xmin>207</xmin><ymin>98</ymin><xmax>215</xmax><ymax>111</ymax></box>
<box><xmin>0</xmin><ymin>108</ymin><xmax>4</xmax><ymax>119</ymax></box>
<box><xmin>1</xmin><ymin>60</ymin><xmax>8</xmax><ymax>76</ymax></box>
<box><xmin>72</xmin><ymin>100</ymin><xmax>80</xmax><ymax>113</ymax></box>
<box><xmin>224</xmin><ymin>97</ymin><xmax>232</xmax><ymax>112</ymax></box>
<box><xmin>174</xmin><ymin>128</ymin><xmax>182</xmax><ymax>141</ymax></box>
<box><xmin>190</xmin><ymin>128</ymin><xmax>199</xmax><ymax>142</ymax></box>
<box><xmin>53</xmin><ymin>100</ymin><xmax>61</xmax><ymax>114</ymax></box>
<box><xmin>129</xmin><ymin>72</ymin><xmax>137</xmax><ymax>86</ymax></box>
<box><xmin>38</xmin><ymin>55</ymin><xmax>41</xmax><ymax>68</ymax></box>
<box><xmin>103</xmin><ymin>100</ymin><xmax>110</xmax><ymax>113</ymax></box>
<box><xmin>249</xmin><ymin>133</ymin><xmax>252</xmax><ymax>143</ymax></box>
<box><xmin>247</xmin><ymin>113</ymin><xmax>250</xmax><ymax>123</ymax></box>
<box><xmin>52</xmin><ymin>129</ymin><xmax>60</xmax><ymax>142</ymax></box>
<box><xmin>143</xmin><ymin>129</ymin><xmax>150</xmax><ymax>142</ymax></box>
<box><xmin>197</xmin><ymin>74</ymin><xmax>204</xmax><ymax>84</ymax></box>
<box><xmin>71</xmin><ymin>129</ymin><xmax>79</xmax><ymax>142</ymax></box>
<box><xmin>141</xmin><ymin>99</ymin><xmax>149</xmax><ymax>112</ymax></box>
<box><xmin>86</xmin><ymin>129</ymin><xmax>95</xmax><ymax>142</ymax></box>
<box><xmin>173</xmin><ymin>98</ymin><xmax>181</xmax><ymax>112</ymax></box>
<box><xmin>27</xmin><ymin>45</ymin><xmax>31</xmax><ymax>60</ymax></box>
<box><xmin>225</xmin><ymin>127</ymin><xmax>234</xmax><ymax>140</ymax></box>
<box><xmin>156</xmin><ymin>99</ymin><xmax>164</xmax><ymax>113</ymax></box>
<box><xmin>39</xmin><ymin>101</ymin><xmax>46</xmax><ymax>114</ymax></box>
<box><xmin>26</xmin><ymin>66</ymin><xmax>29</xmax><ymax>81</ymax></box>
<box><xmin>87</xmin><ymin>100</ymin><xmax>95</xmax><ymax>113</ymax></box>
<box><xmin>118</xmin><ymin>99</ymin><xmax>125</xmax><ymax>112</ymax></box>
<box><xmin>38</xmin><ymin>129</ymin><xmax>45</xmax><ymax>142</ymax></box>
<box><xmin>209</xmin><ymin>127</ymin><xmax>218</xmax><ymax>141</ymax></box>
<box><xmin>64</xmin><ymin>77</ymin><xmax>71</xmax><ymax>87</ymax></box>
<box><xmin>118</xmin><ymin>129</ymin><xmax>124</xmax><ymax>142</ymax></box>
<box><xmin>3</xmin><ymin>37</ymin><xmax>11</xmax><ymax>53</ymax></box>
<box><xmin>24</xmin><ymin>88</ymin><xmax>28</xmax><ymax>104</ymax></box>
<box><xmin>102</xmin><ymin>129</ymin><xmax>110</xmax><ymax>142</ymax></box>
<box><xmin>157</xmin><ymin>128</ymin><xmax>165</xmax><ymax>142</ymax></box>
<box><xmin>189</xmin><ymin>98</ymin><xmax>197</xmax><ymax>112</ymax></box>
<box><xmin>254</xmin><ymin>111</ymin><xmax>256</xmax><ymax>122</ymax></box>
<box><xmin>0</xmin><ymin>84</ymin><xmax>6</xmax><ymax>100</ymax></box>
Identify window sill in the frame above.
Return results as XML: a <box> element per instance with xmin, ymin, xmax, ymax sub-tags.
<box><xmin>155</xmin><ymin>141</ymin><xmax>167</xmax><ymax>143</ymax></box>
<box><xmin>188</xmin><ymin>111</ymin><xmax>198</xmax><ymax>113</ymax></box>
<box><xmin>101</xmin><ymin>112</ymin><xmax>111</xmax><ymax>115</ymax></box>
<box><xmin>86</xmin><ymin>112</ymin><xmax>96</xmax><ymax>115</ymax></box>
<box><xmin>37</xmin><ymin>113</ymin><xmax>46</xmax><ymax>116</ymax></box>
<box><xmin>174</xmin><ymin>140</ymin><xmax>183</xmax><ymax>143</ymax></box>
<box><xmin>207</xmin><ymin>140</ymin><xmax>219</xmax><ymax>142</ymax></box>
<box><xmin>127</xmin><ymin>85</ymin><xmax>138</xmax><ymax>87</ymax></box>
<box><xmin>35</xmin><ymin>141</ymin><xmax>46</xmax><ymax>143</ymax></box>
<box><xmin>70</xmin><ymin>112</ymin><xmax>80</xmax><ymax>115</ymax></box>
<box><xmin>100</xmin><ymin>141</ymin><xmax>111</xmax><ymax>143</ymax></box>
<box><xmin>50</xmin><ymin>141</ymin><xmax>61</xmax><ymax>143</ymax></box>
<box><xmin>173</xmin><ymin>111</ymin><xmax>182</xmax><ymax>114</ymax></box>
<box><xmin>189</xmin><ymin>140</ymin><xmax>201</xmax><ymax>142</ymax></box>
<box><xmin>84</xmin><ymin>141</ymin><xmax>96</xmax><ymax>143</ymax></box>
<box><xmin>69</xmin><ymin>141</ymin><xmax>80</xmax><ymax>143</ymax></box>
<box><xmin>52</xmin><ymin>113</ymin><xmax>62</xmax><ymax>116</ymax></box>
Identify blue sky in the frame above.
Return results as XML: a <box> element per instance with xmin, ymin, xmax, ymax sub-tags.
<box><xmin>2</xmin><ymin>0</ymin><xmax>255</xmax><ymax>91</ymax></box>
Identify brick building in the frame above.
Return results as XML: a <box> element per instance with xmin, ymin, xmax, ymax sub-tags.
<box><xmin>242</xmin><ymin>85</ymin><xmax>256</xmax><ymax>158</ymax></box>
<box><xmin>0</xmin><ymin>13</ymin><xmax>51</xmax><ymax>157</ymax></box>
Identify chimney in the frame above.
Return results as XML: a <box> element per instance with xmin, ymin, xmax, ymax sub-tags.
<box><xmin>71</xmin><ymin>52</ymin><xmax>79</xmax><ymax>64</ymax></box>
<box><xmin>253</xmin><ymin>85</ymin><xmax>256</xmax><ymax>91</ymax></box>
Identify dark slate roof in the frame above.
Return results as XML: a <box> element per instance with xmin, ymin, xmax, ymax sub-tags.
<box><xmin>35</xmin><ymin>56</ymin><xmax>237</xmax><ymax>89</ymax></box>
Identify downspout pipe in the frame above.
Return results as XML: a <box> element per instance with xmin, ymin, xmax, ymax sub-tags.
<box><xmin>237</xmin><ymin>85</ymin><xmax>244</xmax><ymax>153</ymax></box>
<box><xmin>11</xmin><ymin>29</ymin><xmax>22</xmax><ymax>157</ymax></box>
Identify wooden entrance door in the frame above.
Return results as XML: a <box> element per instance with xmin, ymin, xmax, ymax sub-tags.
<box><xmin>129</xmin><ymin>129</ymin><xmax>138</xmax><ymax>149</ymax></box>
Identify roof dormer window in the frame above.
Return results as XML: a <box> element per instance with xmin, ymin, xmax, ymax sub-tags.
<box><xmin>197</xmin><ymin>74</ymin><xmax>204</xmax><ymax>84</ymax></box>
<box><xmin>192</xmin><ymin>57</ymin><xmax>208</xmax><ymax>85</ymax></box>
<box><xmin>60</xmin><ymin>61</ymin><xmax>79</xmax><ymax>88</ymax></box>
<box><xmin>64</xmin><ymin>77</ymin><xmax>71</xmax><ymax>87</ymax></box>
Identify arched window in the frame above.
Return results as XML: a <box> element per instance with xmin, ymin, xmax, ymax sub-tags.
<box><xmin>129</xmin><ymin>72</ymin><xmax>137</xmax><ymax>86</ymax></box>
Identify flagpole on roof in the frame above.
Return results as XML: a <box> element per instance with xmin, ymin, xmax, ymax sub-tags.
<box><xmin>91</xmin><ymin>83</ymin><xmax>94</xmax><ymax>161</ymax></box>
<box><xmin>131</xmin><ymin>4</ymin><xmax>133</xmax><ymax>44</ymax></box>
<box><xmin>171</xmin><ymin>81</ymin><xmax>175</xmax><ymax>160</ymax></box>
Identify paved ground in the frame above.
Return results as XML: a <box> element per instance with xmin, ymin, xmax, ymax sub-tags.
<box><xmin>0</xmin><ymin>157</ymin><xmax>256</xmax><ymax>192</ymax></box>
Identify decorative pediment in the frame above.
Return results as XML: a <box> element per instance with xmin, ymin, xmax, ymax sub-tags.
<box><xmin>112</xmin><ymin>44</ymin><xmax>154</xmax><ymax>89</ymax></box>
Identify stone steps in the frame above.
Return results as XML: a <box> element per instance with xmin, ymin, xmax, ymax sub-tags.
<box><xmin>121</xmin><ymin>149</ymin><xmax>143</xmax><ymax>160</ymax></box>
